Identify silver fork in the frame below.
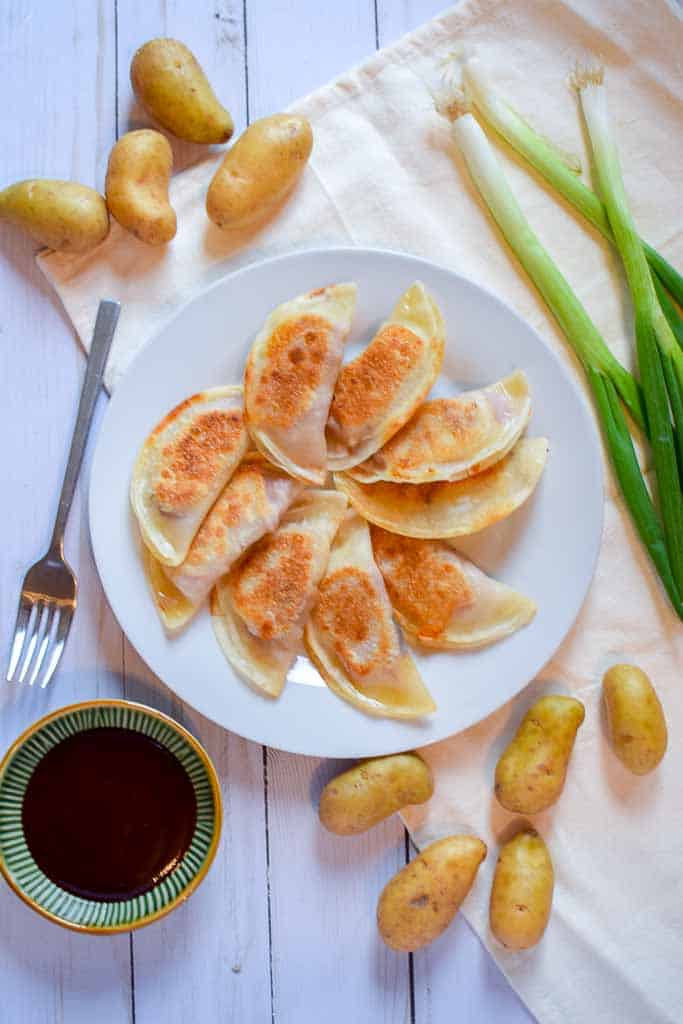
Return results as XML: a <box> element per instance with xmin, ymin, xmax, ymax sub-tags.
<box><xmin>6</xmin><ymin>299</ymin><xmax>121</xmax><ymax>688</ymax></box>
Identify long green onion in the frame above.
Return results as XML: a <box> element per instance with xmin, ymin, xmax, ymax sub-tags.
<box><xmin>576</xmin><ymin>67</ymin><xmax>683</xmax><ymax>597</ymax></box>
<box><xmin>443</xmin><ymin>109</ymin><xmax>644</xmax><ymax>428</ymax></box>
<box><xmin>461</xmin><ymin>58</ymin><xmax>683</xmax><ymax>311</ymax></box>
<box><xmin>587</xmin><ymin>367</ymin><xmax>682</xmax><ymax>615</ymax></box>
<box><xmin>439</xmin><ymin>106</ymin><xmax>681</xmax><ymax>616</ymax></box>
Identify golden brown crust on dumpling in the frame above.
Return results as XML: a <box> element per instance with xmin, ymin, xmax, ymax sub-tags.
<box><xmin>245</xmin><ymin>314</ymin><xmax>330</xmax><ymax>430</ymax></box>
<box><xmin>231</xmin><ymin>531</ymin><xmax>315</xmax><ymax>640</ymax></box>
<box><xmin>349</xmin><ymin>372</ymin><xmax>532</xmax><ymax>485</ymax></box>
<box><xmin>370</xmin><ymin>528</ymin><xmax>474</xmax><ymax>638</ymax></box>
<box><xmin>313</xmin><ymin>565</ymin><xmax>399</xmax><ymax>678</ymax></box>
<box><xmin>181</xmin><ymin>461</ymin><xmax>271</xmax><ymax>569</ymax></box>
<box><xmin>152</xmin><ymin>406</ymin><xmax>245</xmax><ymax>515</ymax></box>
<box><xmin>329</xmin><ymin>325</ymin><xmax>424</xmax><ymax>440</ymax></box>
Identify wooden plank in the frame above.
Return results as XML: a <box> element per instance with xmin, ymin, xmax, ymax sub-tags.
<box><xmin>373</xmin><ymin>3</ymin><xmax>536</xmax><ymax>1014</ymax></box>
<box><xmin>113</xmin><ymin>4</ymin><xmax>272</xmax><ymax>1021</ymax></box>
<box><xmin>245</xmin><ymin>0</ymin><xmax>377</xmax><ymax>119</ymax></box>
<box><xmin>245</xmin><ymin>4</ymin><xmax>412</xmax><ymax>1018</ymax></box>
<box><xmin>0</xmin><ymin>0</ymin><xmax>132</xmax><ymax>1020</ymax></box>
<box><xmin>376</xmin><ymin>0</ymin><xmax>447</xmax><ymax>47</ymax></box>
<box><xmin>266</xmin><ymin>752</ymin><xmax>411</xmax><ymax>1023</ymax></box>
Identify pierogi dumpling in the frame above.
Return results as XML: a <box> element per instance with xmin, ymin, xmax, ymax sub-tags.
<box><xmin>370</xmin><ymin>527</ymin><xmax>536</xmax><ymax>648</ymax></box>
<box><xmin>348</xmin><ymin>371</ymin><xmax>531</xmax><ymax>484</ymax></box>
<box><xmin>211</xmin><ymin>490</ymin><xmax>348</xmax><ymax>698</ymax></box>
<box><xmin>145</xmin><ymin>457</ymin><xmax>304</xmax><ymax>631</ymax></box>
<box><xmin>335</xmin><ymin>437</ymin><xmax>548</xmax><ymax>539</ymax></box>
<box><xmin>131</xmin><ymin>386</ymin><xmax>248</xmax><ymax>567</ymax></box>
<box><xmin>244</xmin><ymin>283</ymin><xmax>357</xmax><ymax>484</ymax></box>
<box><xmin>326</xmin><ymin>283</ymin><xmax>445</xmax><ymax>471</ymax></box>
<box><xmin>304</xmin><ymin>512</ymin><xmax>435</xmax><ymax>719</ymax></box>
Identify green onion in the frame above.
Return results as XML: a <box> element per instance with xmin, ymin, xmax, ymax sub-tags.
<box><xmin>576</xmin><ymin>67</ymin><xmax>683</xmax><ymax>597</ymax></box>
<box><xmin>587</xmin><ymin>367</ymin><xmax>682</xmax><ymax>616</ymax></box>
<box><xmin>441</xmin><ymin>107</ymin><xmax>680</xmax><ymax>615</ymax></box>
<box><xmin>461</xmin><ymin>58</ymin><xmax>683</xmax><ymax>314</ymax></box>
<box><xmin>654</xmin><ymin>274</ymin><xmax>683</xmax><ymax>352</ymax></box>
<box><xmin>446</xmin><ymin>111</ymin><xmax>644</xmax><ymax>428</ymax></box>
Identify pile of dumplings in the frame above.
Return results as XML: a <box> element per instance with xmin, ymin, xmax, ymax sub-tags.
<box><xmin>130</xmin><ymin>281</ymin><xmax>548</xmax><ymax>719</ymax></box>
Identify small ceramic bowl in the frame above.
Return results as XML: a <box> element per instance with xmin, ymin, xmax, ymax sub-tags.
<box><xmin>0</xmin><ymin>699</ymin><xmax>222</xmax><ymax>934</ymax></box>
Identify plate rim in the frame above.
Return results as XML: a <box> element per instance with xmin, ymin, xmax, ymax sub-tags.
<box><xmin>89</xmin><ymin>244</ymin><xmax>604</xmax><ymax>756</ymax></box>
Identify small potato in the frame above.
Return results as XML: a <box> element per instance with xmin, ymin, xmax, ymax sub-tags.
<box><xmin>105</xmin><ymin>130</ymin><xmax>176</xmax><ymax>245</ymax></box>
<box><xmin>495</xmin><ymin>695</ymin><xmax>585</xmax><ymax>814</ymax></box>
<box><xmin>603</xmin><ymin>664</ymin><xmax>667</xmax><ymax>775</ymax></box>
<box><xmin>131</xmin><ymin>38</ymin><xmax>233</xmax><ymax>144</ymax></box>
<box><xmin>206</xmin><ymin>114</ymin><xmax>313</xmax><ymax>230</ymax></box>
<box><xmin>377</xmin><ymin>835</ymin><xmax>486</xmax><ymax>952</ymax></box>
<box><xmin>0</xmin><ymin>179</ymin><xmax>109</xmax><ymax>253</ymax></box>
<box><xmin>490</xmin><ymin>829</ymin><xmax>553</xmax><ymax>950</ymax></box>
<box><xmin>319</xmin><ymin>753</ymin><xmax>433</xmax><ymax>836</ymax></box>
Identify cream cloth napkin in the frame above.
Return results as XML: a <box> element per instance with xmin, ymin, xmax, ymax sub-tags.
<box><xmin>39</xmin><ymin>1</ymin><xmax>683</xmax><ymax>1021</ymax></box>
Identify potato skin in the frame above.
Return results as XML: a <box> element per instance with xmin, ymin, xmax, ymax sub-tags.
<box><xmin>105</xmin><ymin>130</ymin><xmax>176</xmax><ymax>245</ymax></box>
<box><xmin>0</xmin><ymin>179</ymin><xmax>109</xmax><ymax>253</ymax></box>
<box><xmin>490</xmin><ymin>829</ymin><xmax>553</xmax><ymax>950</ymax></box>
<box><xmin>377</xmin><ymin>835</ymin><xmax>486</xmax><ymax>952</ymax></box>
<box><xmin>131</xmin><ymin>38</ymin><xmax>233</xmax><ymax>144</ymax></box>
<box><xmin>206</xmin><ymin>114</ymin><xmax>313</xmax><ymax>230</ymax></box>
<box><xmin>319</xmin><ymin>753</ymin><xmax>433</xmax><ymax>836</ymax></box>
<box><xmin>495</xmin><ymin>696</ymin><xmax>585</xmax><ymax>814</ymax></box>
<box><xmin>603</xmin><ymin>664</ymin><xmax>667</xmax><ymax>775</ymax></box>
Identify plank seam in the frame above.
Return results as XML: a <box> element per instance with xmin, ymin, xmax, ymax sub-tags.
<box><xmin>242</xmin><ymin>0</ymin><xmax>250</xmax><ymax>125</ymax></box>
<box><xmin>262</xmin><ymin>747</ymin><xmax>276</xmax><ymax>1024</ymax></box>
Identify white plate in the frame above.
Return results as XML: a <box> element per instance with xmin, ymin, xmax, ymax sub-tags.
<box><xmin>90</xmin><ymin>247</ymin><xmax>603</xmax><ymax>757</ymax></box>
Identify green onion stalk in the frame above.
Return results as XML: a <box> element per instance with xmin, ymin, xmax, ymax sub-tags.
<box><xmin>437</xmin><ymin>102</ymin><xmax>682</xmax><ymax>617</ymax></box>
<box><xmin>460</xmin><ymin>57</ymin><xmax>683</xmax><ymax>313</ymax></box>
<box><xmin>576</xmin><ymin>66</ymin><xmax>683</xmax><ymax>598</ymax></box>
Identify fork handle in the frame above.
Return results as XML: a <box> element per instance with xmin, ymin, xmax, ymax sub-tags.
<box><xmin>50</xmin><ymin>300</ymin><xmax>121</xmax><ymax>554</ymax></box>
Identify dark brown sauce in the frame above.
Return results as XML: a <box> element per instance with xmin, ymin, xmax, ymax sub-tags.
<box><xmin>22</xmin><ymin>727</ymin><xmax>197</xmax><ymax>902</ymax></box>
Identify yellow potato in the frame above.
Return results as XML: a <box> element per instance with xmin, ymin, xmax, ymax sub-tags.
<box><xmin>206</xmin><ymin>114</ymin><xmax>313</xmax><ymax>230</ymax></box>
<box><xmin>0</xmin><ymin>179</ymin><xmax>109</xmax><ymax>253</ymax></box>
<box><xmin>131</xmin><ymin>38</ymin><xmax>233</xmax><ymax>144</ymax></box>
<box><xmin>490</xmin><ymin>829</ymin><xmax>553</xmax><ymax>950</ymax></box>
<box><xmin>319</xmin><ymin>753</ymin><xmax>433</xmax><ymax>836</ymax></box>
<box><xmin>377</xmin><ymin>835</ymin><xmax>486</xmax><ymax>952</ymax></box>
<box><xmin>603</xmin><ymin>664</ymin><xmax>667</xmax><ymax>775</ymax></box>
<box><xmin>105</xmin><ymin>130</ymin><xmax>176</xmax><ymax>245</ymax></box>
<box><xmin>495</xmin><ymin>695</ymin><xmax>585</xmax><ymax>814</ymax></box>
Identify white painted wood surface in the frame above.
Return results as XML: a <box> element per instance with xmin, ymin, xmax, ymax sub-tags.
<box><xmin>0</xmin><ymin>2</ymin><xmax>534</xmax><ymax>1021</ymax></box>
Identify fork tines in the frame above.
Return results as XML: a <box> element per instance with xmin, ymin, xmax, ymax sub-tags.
<box><xmin>7</xmin><ymin>596</ymin><xmax>73</xmax><ymax>689</ymax></box>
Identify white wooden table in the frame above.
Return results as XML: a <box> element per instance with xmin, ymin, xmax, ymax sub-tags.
<box><xmin>0</xmin><ymin>3</ymin><xmax>534</xmax><ymax>1021</ymax></box>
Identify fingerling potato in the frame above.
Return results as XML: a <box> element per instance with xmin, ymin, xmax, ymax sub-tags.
<box><xmin>0</xmin><ymin>179</ymin><xmax>109</xmax><ymax>253</ymax></box>
<box><xmin>495</xmin><ymin>695</ymin><xmax>584</xmax><ymax>814</ymax></box>
<box><xmin>490</xmin><ymin>829</ymin><xmax>553</xmax><ymax>950</ymax></box>
<box><xmin>105</xmin><ymin>130</ymin><xmax>176</xmax><ymax>245</ymax></box>
<box><xmin>206</xmin><ymin>114</ymin><xmax>312</xmax><ymax>230</ymax></box>
<box><xmin>603</xmin><ymin>664</ymin><xmax>667</xmax><ymax>775</ymax></box>
<box><xmin>131</xmin><ymin>38</ymin><xmax>234</xmax><ymax>144</ymax></box>
<box><xmin>319</xmin><ymin>753</ymin><xmax>433</xmax><ymax>835</ymax></box>
<box><xmin>377</xmin><ymin>835</ymin><xmax>486</xmax><ymax>952</ymax></box>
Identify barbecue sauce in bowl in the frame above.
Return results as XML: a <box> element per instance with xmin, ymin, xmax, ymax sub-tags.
<box><xmin>22</xmin><ymin>727</ymin><xmax>197</xmax><ymax>902</ymax></box>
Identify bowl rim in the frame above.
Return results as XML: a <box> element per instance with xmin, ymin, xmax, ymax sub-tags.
<box><xmin>0</xmin><ymin>698</ymin><xmax>223</xmax><ymax>935</ymax></box>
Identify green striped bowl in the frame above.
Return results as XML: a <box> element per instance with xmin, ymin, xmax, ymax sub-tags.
<box><xmin>0</xmin><ymin>700</ymin><xmax>222</xmax><ymax>934</ymax></box>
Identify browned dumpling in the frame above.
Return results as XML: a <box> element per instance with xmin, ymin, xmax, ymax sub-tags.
<box><xmin>335</xmin><ymin>437</ymin><xmax>548</xmax><ymax>539</ymax></box>
<box><xmin>348</xmin><ymin>371</ymin><xmax>531</xmax><ymax>484</ymax></box>
<box><xmin>305</xmin><ymin>511</ymin><xmax>435</xmax><ymax>718</ymax></box>
<box><xmin>326</xmin><ymin>283</ymin><xmax>444</xmax><ymax>471</ymax></box>
<box><xmin>145</xmin><ymin>457</ymin><xmax>304</xmax><ymax>631</ymax></box>
<box><xmin>370</xmin><ymin>527</ymin><xmax>536</xmax><ymax>649</ymax></box>
<box><xmin>211</xmin><ymin>490</ymin><xmax>348</xmax><ymax>698</ymax></box>
<box><xmin>131</xmin><ymin>386</ymin><xmax>248</xmax><ymax>566</ymax></box>
<box><xmin>244</xmin><ymin>283</ymin><xmax>357</xmax><ymax>484</ymax></box>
